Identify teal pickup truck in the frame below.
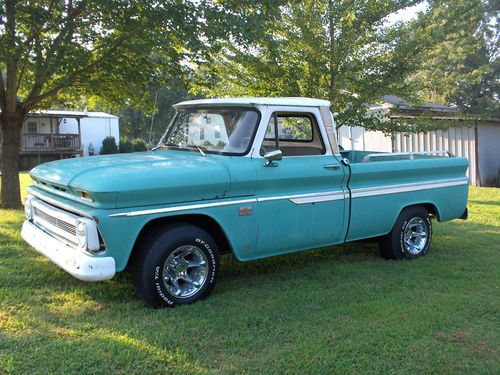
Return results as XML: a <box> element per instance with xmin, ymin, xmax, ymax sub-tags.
<box><xmin>21</xmin><ymin>98</ymin><xmax>469</xmax><ymax>307</ymax></box>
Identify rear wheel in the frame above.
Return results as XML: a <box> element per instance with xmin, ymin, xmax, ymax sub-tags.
<box><xmin>132</xmin><ymin>224</ymin><xmax>219</xmax><ymax>308</ymax></box>
<box><xmin>378</xmin><ymin>206</ymin><xmax>432</xmax><ymax>260</ymax></box>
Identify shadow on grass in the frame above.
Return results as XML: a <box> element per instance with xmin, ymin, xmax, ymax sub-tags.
<box><xmin>468</xmin><ymin>199</ymin><xmax>500</xmax><ymax>207</ymax></box>
<box><xmin>2</xmin><ymin>217</ymin><xmax>498</xmax><ymax>373</ymax></box>
<box><xmin>5</xmin><ymin>219</ymin><xmax>499</xmax><ymax>306</ymax></box>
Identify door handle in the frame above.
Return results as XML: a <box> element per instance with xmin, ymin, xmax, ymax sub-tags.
<box><xmin>324</xmin><ymin>164</ymin><xmax>340</xmax><ymax>170</ymax></box>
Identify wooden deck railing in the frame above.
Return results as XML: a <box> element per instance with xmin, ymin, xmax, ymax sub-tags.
<box><xmin>21</xmin><ymin>134</ymin><xmax>81</xmax><ymax>151</ymax></box>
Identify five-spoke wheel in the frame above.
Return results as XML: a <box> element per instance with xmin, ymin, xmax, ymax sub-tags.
<box><xmin>162</xmin><ymin>245</ymin><xmax>208</xmax><ymax>298</ymax></box>
<box><xmin>379</xmin><ymin>206</ymin><xmax>432</xmax><ymax>260</ymax></box>
<box><xmin>132</xmin><ymin>224</ymin><xmax>219</xmax><ymax>308</ymax></box>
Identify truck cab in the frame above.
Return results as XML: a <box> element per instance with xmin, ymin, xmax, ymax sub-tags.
<box><xmin>21</xmin><ymin>97</ymin><xmax>469</xmax><ymax>307</ymax></box>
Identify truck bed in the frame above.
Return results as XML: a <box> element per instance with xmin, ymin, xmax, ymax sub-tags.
<box><xmin>340</xmin><ymin>150</ymin><xmax>453</xmax><ymax>164</ymax></box>
<box><xmin>339</xmin><ymin>149</ymin><xmax>469</xmax><ymax>242</ymax></box>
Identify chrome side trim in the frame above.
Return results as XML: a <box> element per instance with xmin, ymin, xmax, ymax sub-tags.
<box><xmin>109</xmin><ymin>198</ymin><xmax>258</xmax><ymax>217</ymax></box>
<box><xmin>290</xmin><ymin>191</ymin><xmax>344</xmax><ymax>204</ymax></box>
<box><xmin>258</xmin><ymin>190</ymin><xmax>344</xmax><ymax>203</ymax></box>
<box><xmin>351</xmin><ymin>177</ymin><xmax>468</xmax><ymax>199</ymax></box>
<box><xmin>109</xmin><ymin>177</ymin><xmax>467</xmax><ymax>218</ymax></box>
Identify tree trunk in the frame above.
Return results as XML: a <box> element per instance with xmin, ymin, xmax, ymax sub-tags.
<box><xmin>0</xmin><ymin>114</ymin><xmax>24</xmax><ymax>209</ymax></box>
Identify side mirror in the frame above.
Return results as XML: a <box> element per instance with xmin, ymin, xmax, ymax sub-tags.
<box><xmin>263</xmin><ymin>150</ymin><xmax>282</xmax><ymax>167</ymax></box>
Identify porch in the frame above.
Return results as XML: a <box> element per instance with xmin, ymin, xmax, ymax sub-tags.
<box><xmin>0</xmin><ymin>111</ymin><xmax>86</xmax><ymax>170</ymax></box>
<box><xmin>21</xmin><ymin>133</ymin><xmax>81</xmax><ymax>152</ymax></box>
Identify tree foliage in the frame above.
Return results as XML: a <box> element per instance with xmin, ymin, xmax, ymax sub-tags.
<box><xmin>192</xmin><ymin>0</ymin><xmax>428</xmax><ymax>131</ymax></box>
<box><xmin>412</xmin><ymin>0</ymin><xmax>499</xmax><ymax>116</ymax></box>
<box><xmin>0</xmin><ymin>0</ymin><xmax>230</xmax><ymax>208</ymax></box>
<box><xmin>114</xmin><ymin>81</ymin><xmax>195</xmax><ymax>145</ymax></box>
<box><xmin>100</xmin><ymin>136</ymin><xmax>118</xmax><ymax>155</ymax></box>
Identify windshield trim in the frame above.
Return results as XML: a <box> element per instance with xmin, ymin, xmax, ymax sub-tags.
<box><xmin>162</xmin><ymin>106</ymin><xmax>262</xmax><ymax>157</ymax></box>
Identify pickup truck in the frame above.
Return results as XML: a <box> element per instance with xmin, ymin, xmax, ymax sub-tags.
<box><xmin>21</xmin><ymin>97</ymin><xmax>469</xmax><ymax>307</ymax></box>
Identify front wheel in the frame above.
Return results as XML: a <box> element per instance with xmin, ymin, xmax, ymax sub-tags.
<box><xmin>378</xmin><ymin>206</ymin><xmax>432</xmax><ymax>260</ymax></box>
<box><xmin>132</xmin><ymin>224</ymin><xmax>219</xmax><ymax>308</ymax></box>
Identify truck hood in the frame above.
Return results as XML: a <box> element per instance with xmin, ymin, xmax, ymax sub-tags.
<box><xmin>30</xmin><ymin>151</ymin><xmax>231</xmax><ymax>208</ymax></box>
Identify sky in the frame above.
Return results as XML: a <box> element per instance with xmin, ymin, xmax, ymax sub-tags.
<box><xmin>385</xmin><ymin>1</ymin><xmax>429</xmax><ymax>26</ymax></box>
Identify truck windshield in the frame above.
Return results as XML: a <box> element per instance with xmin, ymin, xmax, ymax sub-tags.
<box><xmin>157</xmin><ymin>108</ymin><xmax>260</xmax><ymax>155</ymax></box>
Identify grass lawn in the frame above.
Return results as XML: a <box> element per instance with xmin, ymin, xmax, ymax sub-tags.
<box><xmin>1</xmin><ymin>174</ymin><xmax>499</xmax><ymax>374</ymax></box>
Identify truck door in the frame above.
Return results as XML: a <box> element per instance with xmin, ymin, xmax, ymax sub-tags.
<box><xmin>252</xmin><ymin>107</ymin><xmax>347</xmax><ymax>255</ymax></box>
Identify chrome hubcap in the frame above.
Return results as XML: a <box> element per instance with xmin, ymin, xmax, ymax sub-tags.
<box><xmin>403</xmin><ymin>217</ymin><xmax>428</xmax><ymax>255</ymax></box>
<box><xmin>162</xmin><ymin>245</ymin><xmax>208</xmax><ymax>299</ymax></box>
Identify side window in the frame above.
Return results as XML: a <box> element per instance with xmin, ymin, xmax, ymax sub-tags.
<box><xmin>261</xmin><ymin>113</ymin><xmax>325</xmax><ymax>156</ymax></box>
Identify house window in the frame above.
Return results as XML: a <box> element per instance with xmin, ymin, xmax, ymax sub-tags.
<box><xmin>27</xmin><ymin>122</ymin><xmax>37</xmax><ymax>134</ymax></box>
<box><xmin>200</xmin><ymin>127</ymin><xmax>205</xmax><ymax>140</ymax></box>
<box><xmin>214</xmin><ymin>126</ymin><xmax>221</xmax><ymax>139</ymax></box>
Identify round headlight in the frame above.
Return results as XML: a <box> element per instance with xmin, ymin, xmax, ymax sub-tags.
<box><xmin>24</xmin><ymin>197</ymin><xmax>33</xmax><ymax>220</ymax></box>
<box><xmin>75</xmin><ymin>220</ymin><xmax>87</xmax><ymax>247</ymax></box>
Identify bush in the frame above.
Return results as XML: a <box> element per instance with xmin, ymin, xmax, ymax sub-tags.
<box><xmin>119</xmin><ymin>139</ymin><xmax>134</xmax><ymax>153</ymax></box>
<box><xmin>131</xmin><ymin>138</ymin><xmax>148</xmax><ymax>152</ymax></box>
<box><xmin>100</xmin><ymin>136</ymin><xmax>119</xmax><ymax>155</ymax></box>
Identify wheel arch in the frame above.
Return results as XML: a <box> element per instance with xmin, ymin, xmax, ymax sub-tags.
<box><xmin>379</xmin><ymin>202</ymin><xmax>440</xmax><ymax>238</ymax></box>
<box><xmin>419</xmin><ymin>202</ymin><xmax>440</xmax><ymax>220</ymax></box>
<box><xmin>128</xmin><ymin>214</ymin><xmax>234</xmax><ymax>268</ymax></box>
<box><xmin>396</xmin><ymin>202</ymin><xmax>440</xmax><ymax>222</ymax></box>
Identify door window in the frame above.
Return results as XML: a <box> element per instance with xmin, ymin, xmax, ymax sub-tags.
<box><xmin>261</xmin><ymin>113</ymin><xmax>325</xmax><ymax>156</ymax></box>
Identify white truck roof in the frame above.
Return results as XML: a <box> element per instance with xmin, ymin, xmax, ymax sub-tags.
<box><xmin>174</xmin><ymin>97</ymin><xmax>331</xmax><ymax>108</ymax></box>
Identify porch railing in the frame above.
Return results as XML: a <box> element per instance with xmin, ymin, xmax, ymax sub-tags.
<box><xmin>22</xmin><ymin>134</ymin><xmax>81</xmax><ymax>151</ymax></box>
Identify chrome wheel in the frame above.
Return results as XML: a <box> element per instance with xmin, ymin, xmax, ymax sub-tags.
<box><xmin>162</xmin><ymin>245</ymin><xmax>209</xmax><ymax>299</ymax></box>
<box><xmin>403</xmin><ymin>217</ymin><xmax>428</xmax><ymax>255</ymax></box>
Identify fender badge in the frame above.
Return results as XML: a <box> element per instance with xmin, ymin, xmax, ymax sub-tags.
<box><xmin>239</xmin><ymin>206</ymin><xmax>253</xmax><ymax>216</ymax></box>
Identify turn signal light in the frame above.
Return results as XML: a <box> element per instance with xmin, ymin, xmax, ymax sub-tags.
<box><xmin>81</xmin><ymin>191</ymin><xmax>93</xmax><ymax>202</ymax></box>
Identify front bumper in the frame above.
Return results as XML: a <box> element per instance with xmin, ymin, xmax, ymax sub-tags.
<box><xmin>21</xmin><ymin>220</ymin><xmax>115</xmax><ymax>281</ymax></box>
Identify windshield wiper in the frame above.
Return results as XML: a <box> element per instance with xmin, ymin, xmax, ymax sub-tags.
<box><xmin>186</xmin><ymin>144</ymin><xmax>206</xmax><ymax>157</ymax></box>
<box><xmin>151</xmin><ymin>142</ymin><xmax>181</xmax><ymax>151</ymax></box>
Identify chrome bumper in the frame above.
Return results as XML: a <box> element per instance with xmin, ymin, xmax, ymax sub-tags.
<box><xmin>21</xmin><ymin>220</ymin><xmax>115</xmax><ymax>281</ymax></box>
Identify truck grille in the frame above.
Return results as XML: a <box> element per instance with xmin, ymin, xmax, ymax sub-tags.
<box><xmin>33</xmin><ymin>207</ymin><xmax>76</xmax><ymax>236</ymax></box>
<box><xmin>31</xmin><ymin>198</ymin><xmax>80</xmax><ymax>246</ymax></box>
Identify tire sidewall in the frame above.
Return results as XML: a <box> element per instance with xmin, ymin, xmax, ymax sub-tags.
<box><xmin>145</xmin><ymin>227</ymin><xmax>219</xmax><ymax>307</ymax></box>
<box><xmin>397</xmin><ymin>208</ymin><xmax>432</xmax><ymax>260</ymax></box>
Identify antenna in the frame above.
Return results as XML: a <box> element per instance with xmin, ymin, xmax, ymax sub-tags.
<box><xmin>148</xmin><ymin>91</ymin><xmax>159</xmax><ymax>145</ymax></box>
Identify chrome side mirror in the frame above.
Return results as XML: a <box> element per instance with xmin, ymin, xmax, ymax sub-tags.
<box><xmin>263</xmin><ymin>150</ymin><xmax>282</xmax><ymax>167</ymax></box>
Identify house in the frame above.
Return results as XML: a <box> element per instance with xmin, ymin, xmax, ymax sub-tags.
<box><xmin>0</xmin><ymin>110</ymin><xmax>120</xmax><ymax>170</ymax></box>
<box><xmin>337</xmin><ymin>96</ymin><xmax>500</xmax><ymax>187</ymax></box>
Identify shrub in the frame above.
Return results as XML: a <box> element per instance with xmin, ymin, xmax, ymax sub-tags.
<box><xmin>100</xmin><ymin>136</ymin><xmax>119</xmax><ymax>155</ymax></box>
<box><xmin>119</xmin><ymin>139</ymin><xmax>134</xmax><ymax>153</ymax></box>
<box><xmin>131</xmin><ymin>138</ymin><xmax>148</xmax><ymax>152</ymax></box>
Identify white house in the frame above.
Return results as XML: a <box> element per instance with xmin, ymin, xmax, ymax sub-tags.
<box><xmin>9</xmin><ymin>110</ymin><xmax>120</xmax><ymax>169</ymax></box>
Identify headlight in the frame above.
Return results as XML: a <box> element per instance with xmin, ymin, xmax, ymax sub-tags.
<box><xmin>75</xmin><ymin>220</ymin><xmax>87</xmax><ymax>247</ymax></box>
<box><xmin>24</xmin><ymin>196</ymin><xmax>33</xmax><ymax>220</ymax></box>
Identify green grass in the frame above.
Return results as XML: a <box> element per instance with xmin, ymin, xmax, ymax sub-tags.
<box><xmin>1</xmin><ymin>175</ymin><xmax>499</xmax><ymax>374</ymax></box>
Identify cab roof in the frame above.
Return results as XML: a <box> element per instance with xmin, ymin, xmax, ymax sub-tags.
<box><xmin>174</xmin><ymin>97</ymin><xmax>331</xmax><ymax>109</ymax></box>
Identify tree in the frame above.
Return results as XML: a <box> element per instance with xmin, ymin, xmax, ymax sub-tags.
<box><xmin>412</xmin><ymin>0</ymin><xmax>499</xmax><ymax>116</ymax></box>
<box><xmin>193</xmin><ymin>0</ymin><xmax>427</xmax><ymax>132</ymax></box>
<box><xmin>0</xmin><ymin>0</ymin><xmax>207</xmax><ymax>208</ymax></box>
<box><xmin>131</xmin><ymin>138</ymin><xmax>147</xmax><ymax>152</ymax></box>
<box><xmin>100</xmin><ymin>136</ymin><xmax>118</xmax><ymax>155</ymax></box>
<box><xmin>118</xmin><ymin>139</ymin><xmax>133</xmax><ymax>153</ymax></box>
<box><xmin>115</xmin><ymin>81</ymin><xmax>195</xmax><ymax>144</ymax></box>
